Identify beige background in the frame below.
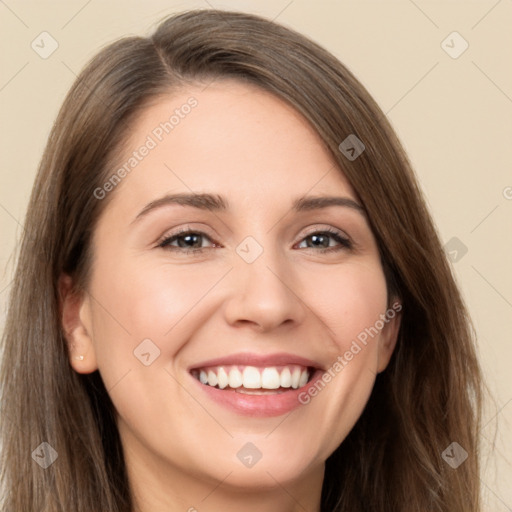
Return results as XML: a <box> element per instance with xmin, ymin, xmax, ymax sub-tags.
<box><xmin>1</xmin><ymin>0</ymin><xmax>511</xmax><ymax>509</ymax></box>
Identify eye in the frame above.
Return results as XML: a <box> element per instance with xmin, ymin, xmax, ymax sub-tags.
<box><xmin>158</xmin><ymin>229</ymin><xmax>216</xmax><ymax>253</ymax></box>
<box><xmin>157</xmin><ymin>227</ymin><xmax>352</xmax><ymax>255</ymax></box>
<box><xmin>296</xmin><ymin>228</ymin><xmax>352</xmax><ymax>252</ymax></box>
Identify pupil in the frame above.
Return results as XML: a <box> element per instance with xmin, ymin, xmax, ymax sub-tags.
<box><xmin>310</xmin><ymin>234</ymin><xmax>328</xmax><ymax>248</ymax></box>
<box><xmin>179</xmin><ymin>234</ymin><xmax>200</xmax><ymax>248</ymax></box>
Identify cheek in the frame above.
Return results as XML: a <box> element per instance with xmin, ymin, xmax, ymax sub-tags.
<box><xmin>291</xmin><ymin>262</ymin><xmax>388</xmax><ymax>460</ymax></box>
<box><xmin>310</xmin><ymin>260</ymin><xmax>388</xmax><ymax>351</ymax></box>
<box><xmin>87</xmin><ymin>252</ymin><xmax>226</xmax><ymax>371</ymax></box>
<box><xmin>86</xmin><ymin>256</ymin><xmax>224</xmax><ymax>426</ymax></box>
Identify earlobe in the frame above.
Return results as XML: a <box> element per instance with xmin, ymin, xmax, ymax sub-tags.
<box><xmin>58</xmin><ymin>274</ymin><xmax>98</xmax><ymax>374</ymax></box>
<box><xmin>376</xmin><ymin>301</ymin><xmax>402</xmax><ymax>373</ymax></box>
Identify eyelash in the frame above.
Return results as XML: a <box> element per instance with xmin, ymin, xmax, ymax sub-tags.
<box><xmin>157</xmin><ymin>227</ymin><xmax>352</xmax><ymax>255</ymax></box>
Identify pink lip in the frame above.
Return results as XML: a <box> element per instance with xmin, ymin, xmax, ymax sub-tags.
<box><xmin>190</xmin><ymin>368</ymin><xmax>324</xmax><ymax>417</ymax></box>
<box><xmin>188</xmin><ymin>352</ymin><xmax>324</xmax><ymax>371</ymax></box>
<box><xmin>187</xmin><ymin>352</ymin><xmax>325</xmax><ymax>417</ymax></box>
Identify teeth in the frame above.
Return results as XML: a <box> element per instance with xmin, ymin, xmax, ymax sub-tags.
<box><xmin>217</xmin><ymin>367</ymin><xmax>229</xmax><ymax>389</ymax></box>
<box><xmin>194</xmin><ymin>364</ymin><xmax>312</xmax><ymax>390</ymax></box>
<box><xmin>261</xmin><ymin>367</ymin><xmax>280</xmax><ymax>389</ymax></box>
<box><xmin>207</xmin><ymin>370</ymin><xmax>218</xmax><ymax>387</ymax></box>
<box><xmin>236</xmin><ymin>388</ymin><xmax>288</xmax><ymax>395</ymax></box>
<box><xmin>291</xmin><ymin>367</ymin><xmax>301</xmax><ymax>389</ymax></box>
<box><xmin>242</xmin><ymin>366</ymin><xmax>261</xmax><ymax>389</ymax></box>
<box><xmin>298</xmin><ymin>370</ymin><xmax>309</xmax><ymax>387</ymax></box>
<box><xmin>228</xmin><ymin>367</ymin><xmax>243</xmax><ymax>388</ymax></box>
<box><xmin>280</xmin><ymin>367</ymin><xmax>292</xmax><ymax>388</ymax></box>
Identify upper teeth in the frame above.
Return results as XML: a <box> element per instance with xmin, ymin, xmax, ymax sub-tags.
<box><xmin>193</xmin><ymin>365</ymin><xmax>310</xmax><ymax>390</ymax></box>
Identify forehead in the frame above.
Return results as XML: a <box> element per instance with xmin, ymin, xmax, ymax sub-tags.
<box><xmin>104</xmin><ymin>79</ymin><xmax>358</xmax><ymax>215</ymax></box>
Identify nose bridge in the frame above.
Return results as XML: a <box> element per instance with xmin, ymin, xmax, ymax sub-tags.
<box><xmin>223</xmin><ymin>234</ymin><xmax>305</xmax><ymax>330</ymax></box>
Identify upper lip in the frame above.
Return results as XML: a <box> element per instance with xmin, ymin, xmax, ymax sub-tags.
<box><xmin>188</xmin><ymin>352</ymin><xmax>324</xmax><ymax>371</ymax></box>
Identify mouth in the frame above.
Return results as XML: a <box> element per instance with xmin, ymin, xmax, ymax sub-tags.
<box><xmin>190</xmin><ymin>364</ymin><xmax>316</xmax><ymax>395</ymax></box>
<box><xmin>187</xmin><ymin>353</ymin><xmax>324</xmax><ymax>417</ymax></box>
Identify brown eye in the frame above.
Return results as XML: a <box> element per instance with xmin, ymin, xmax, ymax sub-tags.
<box><xmin>158</xmin><ymin>230</ymin><xmax>215</xmax><ymax>252</ymax></box>
<box><xmin>297</xmin><ymin>230</ymin><xmax>352</xmax><ymax>252</ymax></box>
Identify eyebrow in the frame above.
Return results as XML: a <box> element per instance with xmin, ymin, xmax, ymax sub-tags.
<box><xmin>132</xmin><ymin>192</ymin><xmax>365</xmax><ymax>223</ymax></box>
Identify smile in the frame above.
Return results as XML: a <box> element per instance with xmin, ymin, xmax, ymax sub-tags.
<box><xmin>188</xmin><ymin>353</ymin><xmax>324</xmax><ymax>416</ymax></box>
<box><xmin>191</xmin><ymin>364</ymin><xmax>312</xmax><ymax>393</ymax></box>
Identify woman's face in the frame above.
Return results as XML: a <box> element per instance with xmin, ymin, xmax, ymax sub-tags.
<box><xmin>65</xmin><ymin>80</ymin><xmax>400</xmax><ymax>498</ymax></box>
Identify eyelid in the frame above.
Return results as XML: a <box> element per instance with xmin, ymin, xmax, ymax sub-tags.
<box><xmin>297</xmin><ymin>224</ymin><xmax>352</xmax><ymax>245</ymax></box>
<box><xmin>299</xmin><ymin>224</ymin><xmax>350</xmax><ymax>239</ymax></box>
<box><xmin>295</xmin><ymin>224</ymin><xmax>352</xmax><ymax>250</ymax></box>
<box><xmin>156</xmin><ymin>224</ymin><xmax>222</xmax><ymax>248</ymax></box>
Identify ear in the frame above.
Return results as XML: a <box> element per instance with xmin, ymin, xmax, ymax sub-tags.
<box><xmin>376</xmin><ymin>300</ymin><xmax>402</xmax><ymax>373</ymax></box>
<box><xmin>58</xmin><ymin>274</ymin><xmax>98</xmax><ymax>374</ymax></box>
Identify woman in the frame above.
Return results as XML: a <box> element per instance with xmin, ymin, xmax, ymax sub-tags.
<box><xmin>0</xmin><ymin>9</ymin><xmax>483</xmax><ymax>512</ymax></box>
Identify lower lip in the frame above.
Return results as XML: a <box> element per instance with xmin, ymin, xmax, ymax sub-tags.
<box><xmin>190</xmin><ymin>369</ymin><xmax>324</xmax><ymax>417</ymax></box>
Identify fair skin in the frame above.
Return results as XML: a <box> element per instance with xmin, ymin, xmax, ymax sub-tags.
<box><xmin>61</xmin><ymin>80</ymin><xmax>401</xmax><ymax>512</ymax></box>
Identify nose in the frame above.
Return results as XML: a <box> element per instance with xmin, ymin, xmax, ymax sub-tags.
<box><xmin>222</xmin><ymin>246</ymin><xmax>307</xmax><ymax>333</ymax></box>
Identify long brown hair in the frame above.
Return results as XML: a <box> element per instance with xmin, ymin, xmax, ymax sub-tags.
<box><xmin>0</xmin><ymin>9</ymin><xmax>483</xmax><ymax>511</ymax></box>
